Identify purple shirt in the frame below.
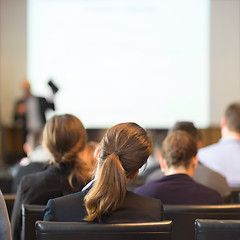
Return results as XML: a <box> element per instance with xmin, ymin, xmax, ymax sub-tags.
<box><xmin>134</xmin><ymin>174</ymin><xmax>223</xmax><ymax>205</ymax></box>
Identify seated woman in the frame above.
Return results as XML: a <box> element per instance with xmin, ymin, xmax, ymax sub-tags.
<box><xmin>11</xmin><ymin>114</ymin><xmax>92</xmax><ymax>240</ymax></box>
<box><xmin>134</xmin><ymin>131</ymin><xmax>223</xmax><ymax>205</ymax></box>
<box><xmin>0</xmin><ymin>190</ymin><xmax>11</xmax><ymax>240</ymax></box>
<box><xmin>44</xmin><ymin>122</ymin><xmax>163</xmax><ymax>223</ymax></box>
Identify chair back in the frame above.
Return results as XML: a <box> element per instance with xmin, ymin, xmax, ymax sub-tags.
<box><xmin>195</xmin><ymin>219</ymin><xmax>240</xmax><ymax>240</ymax></box>
<box><xmin>22</xmin><ymin>204</ymin><xmax>45</xmax><ymax>240</ymax></box>
<box><xmin>0</xmin><ymin>172</ymin><xmax>13</xmax><ymax>193</ymax></box>
<box><xmin>4</xmin><ymin>194</ymin><xmax>15</xmax><ymax>220</ymax></box>
<box><xmin>229</xmin><ymin>187</ymin><xmax>240</xmax><ymax>203</ymax></box>
<box><xmin>36</xmin><ymin>221</ymin><xmax>173</xmax><ymax>240</ymax></box>
<box><xmin>164</xmin><ymin>204</ymin><xmax>240</xmax><ymax>240</ymax></box>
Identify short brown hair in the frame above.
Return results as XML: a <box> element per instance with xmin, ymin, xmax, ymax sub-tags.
<box><xmin>225</xmin><ymin>103</ymin><xmax>240</xmax><ymax>133</ymax></box>
<box><xmin>168</xmin><ymin>121</ymin><xmax>201</xmax><ymax>143</ymax></box>
<box><xmin>162</xmin><ymin>130</ymin><xmax>197</xmax><ymax>169</ymax></box>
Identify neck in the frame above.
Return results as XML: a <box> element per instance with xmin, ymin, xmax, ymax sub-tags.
<box><xmin>165</xmin><ymin>166</ymin><xmax>194</xmax><ymax>178</ymax></box>
<box><xmin>221</xmin><ymin>127</ymin><xmax>240</xmax><ymax>140</ymax></box>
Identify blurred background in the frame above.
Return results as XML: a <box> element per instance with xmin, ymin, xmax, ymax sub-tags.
<box><xmin>0</xmin><ymin>0</ymin><xmax>239</xmax><ymax>166</ymax></box>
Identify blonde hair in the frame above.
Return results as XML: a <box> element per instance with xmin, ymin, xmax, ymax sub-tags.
<box><xmin>42</xmin><ymin>114</ymin><xmax>90</xmax><ymax>189</ymax></box>
<box><xmin>84</xmin><ymin>122</ymin><xmax>153</xmax><ymax>222</ymax></box>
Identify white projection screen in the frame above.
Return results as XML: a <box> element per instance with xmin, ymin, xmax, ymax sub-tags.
<box><xmin>27</xmin><ymin>0</ymin><xmax>209</xmax><ymax>129</ymax></box>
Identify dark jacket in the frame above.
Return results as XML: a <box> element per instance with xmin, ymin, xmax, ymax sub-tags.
<box><xmin>11</xmin><ymin>165</ymin><xmax>85</xmax><ymax>240</ymax></box>
<box><xmin>44</xmin><ymin>184</ymin><xmax>163</xmax><ymax>223</ymax></box>
<box><xmin>14</xmin><ymin>96</ymin><xmax>55</xmax><ymax>139</ymax></box>
<box><xmin>11</xmin><ymin>162</ymin><xmax>49</xmax><ymax>193</ymax></box>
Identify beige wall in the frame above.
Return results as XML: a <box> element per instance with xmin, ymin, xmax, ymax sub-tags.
<box><xmin>0</xmin><ymin>0</ymin><xmax>27</xmax><ymax>126</ymax></box>
<box><xmin>210</xmin><ymin>0</ymin><xmax>240</xmax><ymax>125</ymax></box>
<box><xmin>0</xmin><ymin>0</ymin><xmax>26</xmax><ymax>160</ymax></box>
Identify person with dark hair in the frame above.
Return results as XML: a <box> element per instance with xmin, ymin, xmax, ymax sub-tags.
<box><xmin>147</xmin><ymin>121</ymin><xmax>231</xmax><ymax>198</ymax></box>
<box><xmin>134</xmin><ymin>131</ymin><xmax>223</xmax><ymax>205</ymax></box>
<box><xmin>198</xmin><ymin>102</ymin><xmax>240</xmax><ymax>187</ymax></box>
<box><xmin>11</xmin><ymin>114</ymin><xmax>92</xmax><ymax>240</ymax></box>
<box><xmin>44</xmin><ymin>122</ymin><xmax>163</xmax><ymax>223</ymax></box>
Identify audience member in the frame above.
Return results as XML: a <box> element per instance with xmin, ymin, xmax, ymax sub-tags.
<box><xmin>81</xmin><ymin>141</ymin><xmax>99</xmax><ymax>178</ymax></box>
<box><xmin>198</xmin><ymin>102</ymin><xmax>240</xmax><ymax>187</ymax></box>
<box><xmin>0</xmin><ymin>190</ymin><xmax>11</xmax><ymax>240</ymax></box>
<box><xmin>44</xmin><ymin>122</ymin><xmax>163</xmax><ymax>223</ymax></box>
<box><xmin>10</xmin><ymin>133</ymin><xmax>50</xmax><ymax>193</ymax></box>
<box><xmin>139</xmin><ymin>133</ymin><xmax>167</xmax><ymax>177</ymax></box>
<box><xmin>126</xmin><ymin>133</ymin><xmax>166</xmax><ymax>192</ymax></box>
<box><xmin>11</xmin><ymin>114</ymin><xmax>92</xmax><ymax>240</ymax></box>
<box><xmin>134</xmin><ymin>131</ymin><xmax>223</xmax><ymax>205</ymax></box>
<box><xmin>147</xmin><ymin>122</ymin><xmax>231</xmax><ymax>198</ymax></box>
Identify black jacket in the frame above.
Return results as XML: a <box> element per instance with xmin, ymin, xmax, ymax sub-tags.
<box><xmin>11</xmin><ymin>165</ymin><xmax>85</xmax><ymax>240</ymax></box>
<box><xmin>14</xmin><ymin>96</ymin><xmax>55</xmax><ymax>139</ymax></box>
<box><xmin>44</xmin><ymin>183</ymin><xmax>163</xmax><ymax>223</ymax></box>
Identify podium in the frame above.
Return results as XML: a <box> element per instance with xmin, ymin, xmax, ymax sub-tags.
<box><xmin>0</xmin><ymin>126</ymin><xmax>25</xmax><ymax>165</ymax></box>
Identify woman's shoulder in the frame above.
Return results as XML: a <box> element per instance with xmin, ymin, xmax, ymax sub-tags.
<box><xmin>53</xmin><ymin>190</ymin><xmax>85</xmax><ymax>205</ymax></box>
<box><xmin>126</xmin><ymin>191</ymin><xmax>163</xmax><ymax>207</ymax></box>
<box><xmin>100</xmin><ymin>191</ymin><xmax>164</xmax><ymax>223</ymax></box>
<box><xmin>44</xmin><ymin>190</ymin><xmax>87</xmax><ymax>222</ymax></box>
<box><xmin>18</xmin><ymin>166</ymin><xmax>68</xmax><ymax>198</ymax></box>
<box><xmin>25</xmin><ymin>164</ymin><xmax>67</xmax><ymax>180</ymax></box>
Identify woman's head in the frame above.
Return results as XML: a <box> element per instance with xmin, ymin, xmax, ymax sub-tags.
<box><xmin>43</xmin><ymin>114</ymin><xmax>87</xmax><ymax>166</ymax></box>
<box><xmin>42</xmin><ymin>114</ymin><xmax>89</xmax><ymax>187</ymax></box>
<box><xmin>162</xmin><ymin>130</ymin><xmax>197</xmax><ymax>169</ymax></box>
<box><xmin>98</xmin><ymin>122</ymin><xmax>153</xmax><ymax>177</ymax></box>
<box><xmin>84</xmin><ymin>122</ymin><xmax>153</xmax><ymax>222</ymax></box>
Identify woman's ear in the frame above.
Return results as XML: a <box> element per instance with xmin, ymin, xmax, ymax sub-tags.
<box><xmin>192</xmin><ymin>155</ymin><xmax>198</xmax><ymax>170</ymax></box>
<box><xmin>94</xmin><ymin>148</ymin><xmax>100</xmax><ymax>161</ymax></box>
<box><xmin>221</xmin><ymin>116</ymin><xmax>227</xmax><ymax>128</ymax></box>
<box><xmin>128</xmin><ymin>170</ymin><xmax>139</xmax><ymax>180</ymax></box>
<box><xmin>93</xmin><ymin>148</ymin><xmax>102</xmax><ymax>179</ymax></box>
<box><xmin>159</xmin><ymin>156</ymin><xmax>167</xmax><ymax>172</ymax></box>
<box><xmin>153</xmin><ymin>148</ymin><xmax>162</xmax><ymax>164</ymax></box>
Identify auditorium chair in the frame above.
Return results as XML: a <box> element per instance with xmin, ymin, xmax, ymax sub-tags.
<box><xmin>195</xmin><ymin>219</ymin><xmax>240</xmax><ymax>240</ymax></box>
<box><xmin>35</xmin><ymin>221</ymin><xmax>173</xmax><ymax>240</ymax></box>
<box><xmin>164</xmin><ymin>204</ymin><xmax>240</xmax><ymax>240</ymax></box>
<box><xmin>0</xmin><ymin>171</ymin><xmax>13</xmax><ymax>194</ymax></box>
<box><xmin>21</xmin><ymin>204</ymin><xmax>45</xmax><ymax>240</ymax></box>
<box><xmin>229</xmin><ymin>187</ymin><xmax>240</xmax><ymax>203</ymax></box>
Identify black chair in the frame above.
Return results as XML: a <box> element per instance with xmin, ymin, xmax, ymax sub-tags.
<box><xmin>22</xmin><ymin>204</ymin><xmax>45</xmax><ymax>240</ymax></box>
<box><xmin>0</xmin><ymin>171</ymin><xmax>13</xmax><ymax>193</ymax></box>
<box><xmin>164</xmin><ymin>204</ymin><xmax>240</xmax><ymax>240</ymax></box>
<box><xmin>229</xmin><ymin>187</ymin><xmax>240</xmax><ymax>203</ymax></box>
<box><xmin>4</xmin><ymin>194</ymin><xmax>15</xmax><ymax>220</ymax></box>
<box><xmin>35</xmin><ymin>221</ymin><xmax>173</xmax><ymax>240</ymax></box>
<box><xmin>195</xmin><ymin>219</ymin><xmax>240</xmax><ymax>240</ymax></box>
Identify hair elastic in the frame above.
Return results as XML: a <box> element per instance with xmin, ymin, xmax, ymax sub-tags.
<box><xmin>113</xmin><ymin>151</ymin><xmax>121</xmax><ymax>157</ymax></box>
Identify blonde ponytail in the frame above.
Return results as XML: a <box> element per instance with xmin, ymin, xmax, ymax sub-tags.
<box><xmin>84</xmin><ymin>152</ymin><xmax>127</xmax><ymax>222</ymax></box>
